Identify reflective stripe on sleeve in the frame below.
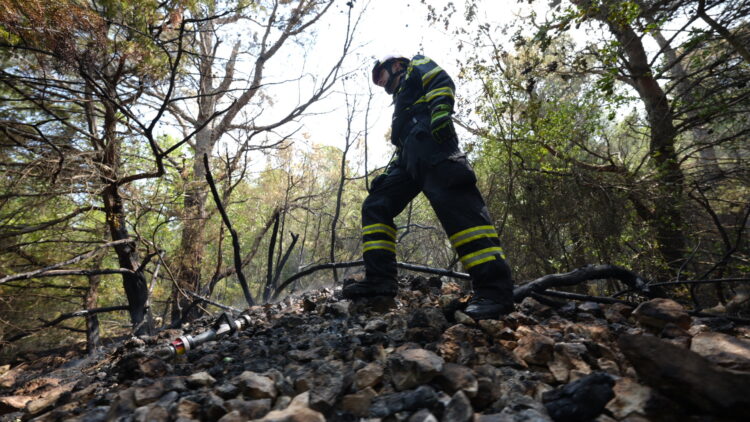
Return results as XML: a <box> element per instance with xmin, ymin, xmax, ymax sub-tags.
<box><xmin>424</xmin><ymin>87</ymin><xmax>455</xmax><ymax>102</ymax></box>
<box><xmin>363</xmin><ymin>240</ymin><xmax>396</xmax><ymax>254</ymax></box>
<box><xmin>431</xmin><ymin>111</ymin><xmax>451</xmax><ymax>125</ymax></box>
<box><xmin>449</xmin><ymin>225</ymin><xmax>499</xmax><ymax>248</ymax></box>
<box><xmin>422</xmin><ymin>66</ymin><xmax>443</xmax><ymax>87</ymax></box>
<box><xmin>362</xmin><ymin>223</ymin><xmax>397</xmax><ymax>240</ymax></box>
<box><xmin>459</xmin><ymin>247</ymin><xmax>505</xmax><ymax>270</ymax></box>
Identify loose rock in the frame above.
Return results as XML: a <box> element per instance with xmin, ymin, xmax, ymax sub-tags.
<box><xmin>388</xmin><ymin>348</ymin><xmax>444</xmax><ymax>391</ymax></box>
<box><xmin>632</xmin><ymin>298</ymin><xmax>691</xmax><ymax>331</ymax></box>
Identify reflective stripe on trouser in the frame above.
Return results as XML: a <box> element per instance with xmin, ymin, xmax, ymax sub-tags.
<box><xmin>361</xmin><ymin>153</ymin><xmax>513</xmax><ymax>303</ymax></box>
<box><xmin>362</xmin><ymin>167</ymin><xmax>420</xmax><ymax>281</ymax></box>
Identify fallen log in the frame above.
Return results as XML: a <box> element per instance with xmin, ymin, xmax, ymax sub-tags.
<box><xmin>513</xmin><ymin>264</ymin><xmax>656</xmax><ymax>300</ymax></box>
<box><xmin>271</xmin><ymin>260</ymin><xmax>471</xmax><ymax>300</ymax></box>
<box><xmin>273</xmin><ymin>262</ymin><xmax>656</xmax><ymax>305</ymax></box>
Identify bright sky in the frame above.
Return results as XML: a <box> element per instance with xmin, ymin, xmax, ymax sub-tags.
<box><xmin>171</xmin><ymin>0</ymin><xmax>685</xmax><ymax>176</ymax></box>
<box><xmin>250</xmin><ymin>0</ymin><xmax>535</xmax><ymax>173</ymax></box>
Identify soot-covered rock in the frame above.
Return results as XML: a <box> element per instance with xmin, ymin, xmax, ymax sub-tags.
<box><xmin>619</xmin><ymin>333</ymin><xmax>750</xmax><ymax>419</ymax></box>
<box><xmin>369</xmin><ymin>385</ymin><xmax>438</xmax><ymax>417</ymax></box>
<box><xmin>388</xmin><ymin>348</ymin><xmax>444</xmax><ymax>391</ymax></box>
<box><xmin>542</xmin><ymin>371</ymin><xmax>614</xmax><ymax>422</ymax></box>
<box><xmin>5</xmin><ymin>277</ymin><xmax>750</xmax><ymax>422</ymax></box>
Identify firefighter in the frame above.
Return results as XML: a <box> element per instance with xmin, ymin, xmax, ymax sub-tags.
<box><xmin>342</xmin><ymin>54</ymin><xmax>515</xmax><ymax>320</ymax></box>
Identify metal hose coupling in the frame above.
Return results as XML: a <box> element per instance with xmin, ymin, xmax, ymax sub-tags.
<box><xmin>159</xmin><ymin>312</ymin><xmax>253</xmax><ymax>359</ymax></box>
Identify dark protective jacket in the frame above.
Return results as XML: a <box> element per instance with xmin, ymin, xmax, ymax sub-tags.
<box><xmin>391</xmin><ymin>55</ymin><xmax>456</xmax><ymax>149</ymax></box>
<box><xmin>360</xmin><ymin>55</ymin><xmax>514</xmax><ymax>305</ymax></box>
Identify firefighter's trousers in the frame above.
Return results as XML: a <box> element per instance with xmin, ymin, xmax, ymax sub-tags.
<box><xmin>361</xmin><ymin>121</ymin><xmax>514</xmax><ymax>304</ymax></box>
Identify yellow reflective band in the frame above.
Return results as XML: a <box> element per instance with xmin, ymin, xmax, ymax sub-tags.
<box><xmin>459</xmin><ymin>247</ymin><xmax>505</xmax><ymax>270</ymax></box>
<box><xmin>414</xmin><ymin>96</ymin><xmax>427</xmax><ymax>104</ymax></box>
<box><xmin>362</xmin><ymin>223</ymin><xmax>396</xmax><ymax>239</ymax></box>
<box><xmin>363</xmin><ymin>240</ymin><xmax>396</xmax><ymax>254</ymax></box>
<box><xmin>425</xmin><ymin>87</ymin><xmax>455</xmax><ymax>102</ymax></box>
<box><xmin>449</xmin><ymin>225</ymin><xmax>499</xmax><ymax>248</ymax></box>
<box><xmin>412</xmin><ymin>58</ymin><xmax>431</xmax><ymax>66</ymax></box>
<box><xmin>465</xmin><ymin>255</ymin><xmax>497</xmax><ymax>269</ymax></box>
<box><xmin>433</xmin><ymin>103</ymin><xmax>451</xmax><ymax>113</ymax></box>
<box><xmin>431</xmin><ymin>111</ymin><xmax>450</xmax><ymax>125</ymax></box>
<box><xmin>422</xmin><ymin>66</ymin><xmax>443</xmax><ymax>87</ymax></box>
<box><xmin>450</xmin><ymin>225</ymin><xmax>496</xmax><ymax>242</ymax></box>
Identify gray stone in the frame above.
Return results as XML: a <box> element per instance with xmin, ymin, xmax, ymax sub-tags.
<box><xmin>176</xmin><ymin>397</ymin><xmax>201</xmax><ymax>419</ymax></box>
<box><xmin>309</xmin><ymin>360</ymin><xmax>347</xmax><ymax>412</ymax></box>
<box><xmin>619</xmin><ymin>333</ymin><xmax>750</xmax><ymax>419</ymax></box>
<box><xmin>407</xmin><ymin>409</ymin><xmax>438</xmax><ymax>422</ymax></box>
<box><xmin>254</xmin><ymin>392</ymin><xmax>325</xmax><ymax>422</ymax></box>
<box><xmin>133</xmin><ymin>404</ymin><xmax>169</xmax><ymax>422</ymax></box>
<box><xmin>514</xmin><ymin>332</ymin><xmax>555</xmax><ymax>366</ymax></box>
<box><xmin>232</xmin><ymin>371</ymin><xmax>277</xmax><ymax>400</ymax></box>
<box><xmin>435</xmin><ymin>363</ymin><xmax>478</xmax><ymax>397</ymax></box>
<box><xmin>326</xmin><ymin>301</ymin><xmax>350</xmax><ymax>316</ymax></box>
<box><xmin>519</xmin><ymin>297</ymin><xmax>553</xmax><ymax>318</ymax></box>
<box><xmin>578</xmin><ymin>302</ymin><xmax>602</xmax><ymax>315</ymax></box>
<box><xmin>369</xmin><ymin>385</ymin><xmax>438</xmax><ymax>417</ymax></box>
<box><xmin>547</xmin><ymin>342</ymin><xmax>591</xmax><ymax>383</ymax></box>
<box><xmin>632</xmin><ymin>298</ymin><xmax>691</xmax><ymax>331</ymax></box>
<box><xmin>605</xmin><ymin>377</ymin><xmax>656</xmax><ymax>420</ymax></box>
<box><xmin>217</xmin><ymin>410</ymin><xmax>244</xmax><ymax>422</ymax></box>
<box><xmin>454</xmin><ymin>311</ymin><xmax>476</xmax><ymax>326</ymax></box>
<box><xmin>603</xmin><ymin>303</ymin><xmax>632</xmax><ymax>324</ymax></box>
<box><xmin>478</xmin><ymin>319</ymin><xmax>514</xmax><ymax>339</ymax></box>
<box><xmin>690</xmin><ymin>331</ymin><xmax>750</xmax><ymax>372</ymax></box>
<box><xmin>104</xmin><ymin>388</ymin><xmax>137</xmax><ymax>420</ymax></box>
<box><xmin>186</xmin><ymin>371</ymin><xmax>216</xmax><ymax>388</ymax></box>
<box><xmin>388</xmin><ymin>348</ymin><xmax>444</xmax><ymax>391</ymax></box>
<box><xmin>215</xmin><ymin>383</ymin><xmax>239</xmax><ymax>399</ymax></box>
<box><xmin>365</xmin><ymin>318</ymin><xmax>388</xmax><ymax>332</ymax></box>
<box><xmin>354</xmin><ymin>361</ymin><xmax>384</xmax><ymax>390</ymax></box>
<box><xmin>225</xmin><ymin>398</ymin><xmax>271</xmax><ymax>419</ymax></box>
<box><xmin>443</xmin><ymin>390</ymin><xmax>473</xmax><ymax>422</ymax></box>
<box><xmin>439</xmin><ymin>324</ymin><xmax>486</xmax><ymax>365</ymax></box>
<box><xmin>133</xmin><ymin>383</ymin><xmax>165</xmax><ymax>406</ymax></box>
<box><xmin>339</xmin><ymin>387</ymin><xmax>376</xmax><ymax>417</ymax></box>
<box><xmin>542</xmin><ymin>372</ymin><xmax>614</xmax><ymax>422</ymax></box>
<box><xmin>203</xmin><ymin>392</ymin><xmax>226</xmax><ymax>420</ymax></box>
<box><xmin>272</xmin><ymin>395</ymin><xmax>291</xmax><ymax>410</ymax></box>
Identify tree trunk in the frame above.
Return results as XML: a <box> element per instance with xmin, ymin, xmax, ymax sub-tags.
<box><xmin>170</xmin><ymin>15</ymin><xmax>221</xmax><ymax>324</ymax></box>
<box><xmin>85</xmin><ymin>255</ymin><xmax>103</xmax><ymax>354</ymax></box>
<box><xmin>575</xmin><ymin>0</ymin><xmax>687</xmax><ymax>275</ymax></box>
<box><xmin>100</xmin><ymin>100</ymin><xmax>151</xmax><ymax>335</ymax></box>
<box><xmin>171</xmin><ymin>143</ymin><xmax>210</xmax><ymax>323</ymax></box>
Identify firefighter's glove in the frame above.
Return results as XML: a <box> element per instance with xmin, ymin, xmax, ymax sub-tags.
<box><xmin>430</xmin><ymin>116</ymin><xmax>456</xmax><ymax>143</ymax></box>
<box><xmin>369</xmin><ymin>173</ymin><xmax>387</xmax><ymax>193</ymax></box>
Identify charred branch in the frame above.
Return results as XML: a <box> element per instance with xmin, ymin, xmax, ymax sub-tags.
<box><xmin>514</xmin><ymin>264</ymin><xmax>658</xmax><ymax>300</ymax></box>
<box><xmin>203</xmin><ymin>153</ymin><xmax>254</xmax><ymax>308</ymax></box>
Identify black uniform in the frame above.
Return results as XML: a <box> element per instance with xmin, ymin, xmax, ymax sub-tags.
<box><xmin>361</xmin><ymin>55</ymin><xmax>514</xmax><ymax>304</ymax></box>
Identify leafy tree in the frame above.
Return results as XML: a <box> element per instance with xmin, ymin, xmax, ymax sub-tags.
<box><xmin>0</xmin><ymin>0</ymin><xmax>209</xmax><ymax>336</ymax></box>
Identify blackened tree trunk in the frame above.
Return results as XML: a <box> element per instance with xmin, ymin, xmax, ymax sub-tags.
<box><xmin>99</xmin><ymin>100</ymin><xmax>151</xmax><ymax>335</ymax></box>
<box><xmin>85</xmin><ymin>255</ymin><xmax>102</xmax><ymax>354</ymax></box>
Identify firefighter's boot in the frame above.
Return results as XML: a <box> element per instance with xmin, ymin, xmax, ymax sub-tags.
<box><xmin>464</xmin><ymin>296</ymin><xmax>514</xmax><ymax>320</ymax></box>
<box><xmin>342</xmin><ymin>277</ymin><xmax>398</xmax><ymax>299</ymax></box>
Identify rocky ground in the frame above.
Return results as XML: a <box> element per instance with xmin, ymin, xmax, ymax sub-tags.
<box><xmin>2</xmin><ymin>275</ymin><xmax>750</xmax><ymax>421</ymax></box>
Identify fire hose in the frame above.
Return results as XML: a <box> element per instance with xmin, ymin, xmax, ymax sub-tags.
<box><xmin>158</xmin><ymin>312</ymin><xmax>253</xmax><ymax>359</ymax></box>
